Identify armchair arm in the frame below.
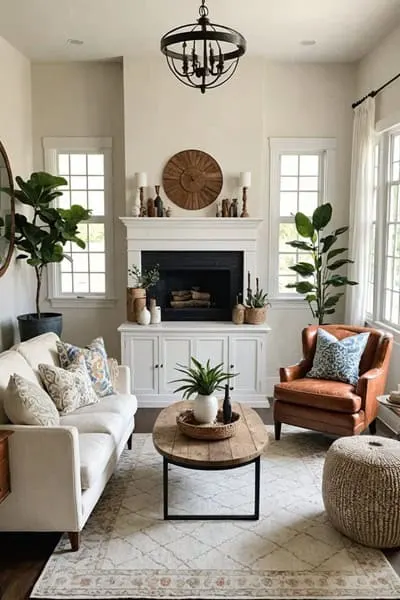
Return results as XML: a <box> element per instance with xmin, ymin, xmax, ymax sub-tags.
<box><xmin>0</xmin><ymin>425</ymin><xmax>82</xmax><ymax>532</ymax></box>
<box><xmin>356</xmin><ymin>368</ymin><xmax>385</xmax><ymax>424</ymax></box>
<box><xmin>115</xmin><ymin>365</ymin><xmax>131</xmax><ymax>395</ymax></box>
<box><xmin>280</xmin><ymin>359</ymin><xmax>313</xmax><ymax>382</ymax></box>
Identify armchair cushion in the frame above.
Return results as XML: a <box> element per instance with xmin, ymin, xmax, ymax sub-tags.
<box><xmin>275</xmin><ymin>378</ymin><xmax>362</xmax><ymax>414</ymax></box>
<box><xmin>306</xmin><ymin>329</ymin><xmax>369</xmax><ymax>385</ymax></box>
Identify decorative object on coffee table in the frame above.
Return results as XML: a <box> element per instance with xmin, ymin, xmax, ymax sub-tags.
<box><xmin>170</xmin><ymin>357</ymin><xmax>237</xmax><ymax>424</ymax></box>
<box><xmin>323</xmin><ymin>435</ymin><xmax>400</xmax><ymax>548</ymax></box>
<box><xmin>176</xmin><ymin>408</ymin><xmax>240</xmax><ymax>440</ymax></box>
<box><xmin>245</xmin><ymin>272</ymin><xmax>270</xmax><ymax>324</ymax></box>
<box><xmin>127</xmin><ymin>264</ymin><xmax>159</xmax><ymax>322</ymax></box>
<box><xmin>223</xmin><ymin>383</ymin><xmax>232</xmax><ymax>423</ymax></box>
<box><xmin>154</xmin><ymin>185</ymin><xmax>163</xmax><ymax>217</ymax></box>
<box><xmin>162</xmin><ymin>149</ymin><xmax>223</xmax><ymax>210</ymax></box>
<box><xmin>153</xmin><ymin>400</ymin><xmax>268</xmax><ymax>520</ymax></box>
<box><xmin>240</xmin><ymin>171</ymin><xmax>251</xmax><ymax>217</ymax></box>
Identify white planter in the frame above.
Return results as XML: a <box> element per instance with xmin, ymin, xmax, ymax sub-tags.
<box><xmin>193</xmin><ymin>393</ymin><xmax>218</xmax><ymax>424</ymax></box>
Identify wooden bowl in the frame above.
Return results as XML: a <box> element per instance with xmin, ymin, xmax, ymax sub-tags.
<box><xmin>176</xmin><ymin>409</ymin><xmax>240</xmax><ymax>441</ymax></box>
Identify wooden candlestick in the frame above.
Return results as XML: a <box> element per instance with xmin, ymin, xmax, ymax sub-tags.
<box><xmin>240</xmin><ymin>187</ymin><xmax>249</xmax><ymax>218</ymax></box>
<box><xmin>139</xmin><ymin>186</ymin><xmax>146</xmax><ymax>217</ymax></box>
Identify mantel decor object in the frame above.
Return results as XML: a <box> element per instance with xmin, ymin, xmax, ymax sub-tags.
<box><xmin>162</xmin><ymin>149</ymin><xmax>223</xmax><ymax>210</ymax></box>
<box><xmin>136</xmin><ymin>172</ymin><xmax>147</xmax><ymax>217</ymax></box>
<box><xmin>245</xmin><ymin>272</ymin><xmax>270</xmax><ymax>325</ymax></box>
<box><xmin>160</xmin><ymin>0</ymin><xmax>246</xmax><ymax>94</ymax></box>
<box><xmin>240</xmin><ymin>171</ymin><xmax>251</xmax><ymax>217</ymax></box>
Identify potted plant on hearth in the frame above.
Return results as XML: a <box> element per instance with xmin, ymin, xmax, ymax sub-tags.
<box><xmin>245</xmin><ymin>275</ymin><xmax>271</xmax><ymax>324</ymax></box>
<box><xmin>127</xmin><ymin>264</ymin><xmax>160</xmax><ymax>322</ymax></box>
<box><xmin>170</xmin><ymin>357</ymin><xmax>237</xmax><ymax>424</ymax></box>
<box><xmin>0</xmin><ymin>171</ymin><xmax>90</xmax><ymax>341</ymax></box>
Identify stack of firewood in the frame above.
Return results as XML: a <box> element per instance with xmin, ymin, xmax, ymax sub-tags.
<box><xmin>170</xmin><ymin>289</ymin><xmax>211</xmax><ymax>308</ymax></box>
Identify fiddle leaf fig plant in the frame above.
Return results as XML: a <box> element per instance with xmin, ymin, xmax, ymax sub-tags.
<box><xmin>286</xmin><ymin>203</ymin><xmax>358</xmax><ymax>324</ymax></box>
<box><xmin>0</xmin><ymin>171</ymin><xmax>90</xmax><ymax>318</ymax></box>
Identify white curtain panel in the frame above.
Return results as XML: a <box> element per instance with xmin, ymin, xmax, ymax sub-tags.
<box><xmin>345</xmin><ymin>97</ymin><xmax>376</xmax><ymax>326</ymax></box>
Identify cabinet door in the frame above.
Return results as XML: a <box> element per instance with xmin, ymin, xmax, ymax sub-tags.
<box><xmin>194</xmin><ymin>336</ymin><xmax>229</xmax><ymax>370</ymax></box>
<box><xmin>229</xmin><ymin>336</ymin><xmax>264</xmax><ymax>397</ymax></box>
<box><xmin>159</xmin><ymin>336</ymin><xmax>194</xmax><ymax>395</ymax></box>
<box><xmin>124</xmin><ymin>335</ymin><xmax>159</xmax><ymax>395</ymax></box>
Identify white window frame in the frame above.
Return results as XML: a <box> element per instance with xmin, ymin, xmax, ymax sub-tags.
<box><xmin>368</xmin><ymin>126</ymin><xmax>400</xmax><ymax>337</ymax></box>
<box><xmin>43</xmin><ymin>136</ymin><xmax>116</xmax><ymax>308</ymax></box>
<box><xmin>268</xmin><ymin>137</ymin><xmax>337</xmax><ymax>305</ymax></box>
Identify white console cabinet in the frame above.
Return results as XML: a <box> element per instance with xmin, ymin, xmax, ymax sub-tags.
<box><xmin>118</xmin><ymin>321</ymin><xmax>271</xmax><ymax>407</ymax></box>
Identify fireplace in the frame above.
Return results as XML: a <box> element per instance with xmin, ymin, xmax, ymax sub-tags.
<box><xmin>142</xmin><ymin>251</ymin><xmax>243</xmax><ymax>321</ymax></box>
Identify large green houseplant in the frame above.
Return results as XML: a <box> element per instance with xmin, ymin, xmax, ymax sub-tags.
<box><xmin>1</xmin><ymin>171</ymin><xmax>90</xmax><ymax>340</ymax></box>
<box><xmin>286</xmin><ymin>203</ymin><xmax>358</xmax><ymax>324</ymax></box>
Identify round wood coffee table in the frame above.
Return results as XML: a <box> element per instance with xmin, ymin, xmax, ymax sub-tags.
<box><xmin>153</xmin><ymin>400</ymin><xmax>269</xmax><ymax>520</ymax></box>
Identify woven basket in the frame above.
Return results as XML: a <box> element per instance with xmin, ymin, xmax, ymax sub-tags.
<box><xmin>245</xmin><ymin>307</ymin><xmax>266</xmax><ymax>325</ymax></box>
<box><xmin>176</xmin><ymin>409</ymin><xmax>240</xmax><ymax>441</ymax></box>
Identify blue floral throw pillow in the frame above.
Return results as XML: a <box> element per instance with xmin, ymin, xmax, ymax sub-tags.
<box><xmin>306</xmin><ymin>329</ymin><xmax>370</xmax><ymax>386</ymax></box>
<box><xmin>57</xmin><ymin>337</ymin><xmax>114</xmax><ymax>397</ymax></box>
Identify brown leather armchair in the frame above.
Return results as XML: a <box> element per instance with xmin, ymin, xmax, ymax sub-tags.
<box><xmin>273</xmin><ymin>325</ymin><xmax>393</xmax><ymax>440</ymax></box>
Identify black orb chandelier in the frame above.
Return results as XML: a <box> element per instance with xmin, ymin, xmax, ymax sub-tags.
<box><xmin>160</xmin><ymin>0</ymin><xmax>246</xmax><ymax>94</ymax></box>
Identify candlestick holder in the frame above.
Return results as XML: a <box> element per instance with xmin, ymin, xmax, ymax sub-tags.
<box><xmin>139</xmin><ymin>187</ymin><xmax>146</xmax><ymax>216</ymax></box>
<box><xmin>240</xmin><ymin>186</ymin><xmax>250</xmax><ymax>218</ymax></box>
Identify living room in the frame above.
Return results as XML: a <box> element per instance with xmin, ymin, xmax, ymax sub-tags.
<box><xmin>0</xmin><ymin>1</ymin><xmax>400</xmax><ymax>598</ymax></box>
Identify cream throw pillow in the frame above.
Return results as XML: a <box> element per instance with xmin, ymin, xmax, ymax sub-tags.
<box><xmin>39</xmin><ymin>354</ymin><xmax>99</xmax><ymax>414</ymax></box>
<box><xmin>5</xmin><ymin>374</ymin><xmax>60</xmax><ymax>426</ymax></box>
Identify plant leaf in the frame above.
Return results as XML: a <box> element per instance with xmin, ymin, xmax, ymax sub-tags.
<box><xmin>287</xmin><ymin>281</ymin><xmax>315</xmax><ymax>294</ymax></box>
<box><xmin>321</xmin><ymin>235</ymin><xmax>337</xmax><ymax>253</ymax></box>
<box><xmin>335</xmin><ymin>226</ymin><xmax>349</xmax><ymax>235</ymax></box>
<box><xmin>327</xmin><ymin>247</ymin><xmax>348</xmax><ymax>261</ymax></box>
<box><xmin>327</xmin><ymin>258</ymin><xmax>354</xmax><ymax>271</ymax></box>
<box><xmin>312</xmin><ymin>203</ymin><xmax>332</xmax><ymax>231</ymax></box>
<box><xmin>295</xmin><ymin>212</ymin><xmax>315</xmax><ymax>239</ymax></box>
<box><xmin>289</xmin><ymin>262</ymin><xmax>315</xmax><ymax>277</ymax></box>
<box><xmin>285</xmin><ymin>240</ymin><xmax>314</xmax><ymax>251</ymax></box>
<box><xmin>324</xmin><ymin>293</ymin><xmax>344</xmax><ymax>307</ymax></box>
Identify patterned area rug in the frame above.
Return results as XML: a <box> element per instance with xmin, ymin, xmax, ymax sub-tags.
<box><xmin>31</xmin><ymin>427</ymin><xmax>400</xmax><ymax>599</ymax></box>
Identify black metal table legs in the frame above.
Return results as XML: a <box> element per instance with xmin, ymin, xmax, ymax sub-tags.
<box><xmin>163</xmin><ymin>455</ymin><xmax>261</xmax><ymax>520</ymax></box>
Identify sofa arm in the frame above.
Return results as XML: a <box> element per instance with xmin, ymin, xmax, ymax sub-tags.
<box><xmin>280</xmin><ymin>359</ymin><xmax>312</xmax><ymax>383</ymax></box>
<box><xmin>0</xmin><ymin>425</ymin><xmax>82</xmax><ymax>532</ymax></box>
<box><xmin>356</xmin><ymin>368</ymin><xmax>385</xmax><ymax>423</ymax></box>
<box><xmin>116</xmin><ymin>365</ymin><xmax>131</xmax><ymax>394</ymax></box>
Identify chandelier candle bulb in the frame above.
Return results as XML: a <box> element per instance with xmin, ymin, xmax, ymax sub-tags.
<box><xmin>136</xmin><ymin>172</ymin><xmax>147</xmax><ymax>188</ymax></box>
<box><xmin>240</xmin><ymin>171</ymin><xmax>251</xmax><ymax>188</ymax></box>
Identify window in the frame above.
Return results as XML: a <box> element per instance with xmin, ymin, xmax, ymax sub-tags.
<box><xmin>269</xmin><ymin>138</ymin><xmax>336</xmax><ymax>299</ymax></box>
<box><xmin>367</xmin><ymin>144</ymin><xmax>380</xmax><ymax>315</ymax></box>
<box><xmin>369</xmin><ymin>128</ymin><xmax>400</xmax><ymax>330</ymax></box>
<box><xmin>43</xmin><ymin>137</ymin><xmax>114</xmax><ymax>306</ymax></box>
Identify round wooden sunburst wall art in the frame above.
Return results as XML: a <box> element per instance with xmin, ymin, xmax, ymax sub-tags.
<box><xmin>162</xmin><ymin>149</ymin><xmax>223</xmax><ymax>210</ymax></box>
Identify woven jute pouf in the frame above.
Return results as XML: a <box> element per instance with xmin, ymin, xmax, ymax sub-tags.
<box><xmin>322</xmin><ymin>435</ymin><xmax>400</xmax><ymax>548</ymax></box>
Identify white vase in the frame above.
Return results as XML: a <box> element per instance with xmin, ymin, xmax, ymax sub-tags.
<box><xmin>137</xmin><ymin>306</ymin><xmax>151</xmax><ymax>325</ymax></box>
<box><xmin>150</xmin><ymin>305</ymin><xmax>161</xmax><ymax>324</ymax></box>
<box><xmin>193</xmin><ymin>393</ymin><xmax>218</xmax><ymax>424</ymax></box>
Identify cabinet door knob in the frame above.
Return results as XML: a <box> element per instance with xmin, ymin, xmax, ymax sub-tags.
<box><xmin>230</xmin><ymin>364</ymin><xmax>234</xmax><ymax>369</ymax></box>
<box><xmin>160</xmin><ymin>364</ymin><xmax>164</xmax><ymax>368</ymax></box>
<box><xmin>154</xmin><ymin>364</ymin><xmax>159</xmax><ymax>368</ymax></box>
<box><xmin>230</xmin><ymin>386</ymin><xmax>234</xmax><ymax>391</ymax></box>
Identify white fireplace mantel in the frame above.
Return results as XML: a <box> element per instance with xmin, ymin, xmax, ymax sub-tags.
<box><xmin>119</xmin><ymin>217</ymin><xmax>263</xmax><ymax>287</ymax></box>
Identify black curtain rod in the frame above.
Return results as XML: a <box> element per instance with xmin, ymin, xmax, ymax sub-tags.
<box><xmin>352</xmin><ymin>71</ymin><xmax>400</xmax><ymax>109</ymax></box>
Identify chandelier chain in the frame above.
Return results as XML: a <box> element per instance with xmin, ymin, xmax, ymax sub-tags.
<box><xmin>199</xmin><ymin>0</ymin><xmax>209</xmax><ymax>19</ymax></box>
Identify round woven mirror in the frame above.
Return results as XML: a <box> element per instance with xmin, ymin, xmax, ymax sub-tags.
<box><xmin>0</xmin><ymin>141</ymin><xmax>15</xmax><ymax>278</ymax></box>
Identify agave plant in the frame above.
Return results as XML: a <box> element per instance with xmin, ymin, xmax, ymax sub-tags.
<box><xmin>171</xmin><ymin>357</ymin><xmax>237</xmax><ymax>399</ymax></box>
<box><xmin>245</xmin><ymin>276</ymin><xmax>271</xmax><ymax>308</ymax></box>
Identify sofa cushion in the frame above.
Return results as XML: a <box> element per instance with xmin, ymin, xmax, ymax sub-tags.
<box><xmin>0</xmin><ymin>350</ymin><xmax>38</xmax><ymax>424</ymax></box>
<box><xmin>274</xmin><ymin>378</ymin><xmax>362</xmax><ymax>414</ymax></box>
<box><xmin>75</xmin><ymin>393</ymin><xmax>137</xmax><ymax>421</ymax></box>
<box><xmin>79</xmin><ymin>433</ymin><xmax>115</xmax><ymax>490</ymax></box>
<box><xmin>5</xmin><ymin>374</ymin><xmax>60</xmax><ymax>426</ymax></box>
<box><xmin>15</xmin><ymin>332</ymin><xmax>60</xmax><ymax>384</ymax></box>
<box><xmin>60</xmin><ymin>412</ymin><xmax>126</xmax><ymax>444</ymax></box>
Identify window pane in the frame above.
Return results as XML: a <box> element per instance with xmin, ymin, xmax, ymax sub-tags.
<box><xmin>89</xmin><ymin>253</ymin><xmax>105</xmax><ymax>272</ymax></box>
<box><xmin>280</xmin><ymin>155</ymin><xmax>298</xmax><ymax>176</ymax></box>
<box><xmin>74</xmin><ymin>273</ymin><xmax>89</xmax><ymax>293</ymax></box>
<box><xmin>70</xmin><ymin>176</ymin><xmax>87</xmax><ymax>190</ymax></box>
<box><xmin>394</xmin><ymin>259</ymin><xmax>400</xmax><ymax>291</ymax></box>
<box><xmin>60</xmin><ymin>176</ymin><xmax>70</xmax><ymax>190</ymax></box>
<box><xmin>76</xmin><ymin>224</ymin><xmax>88</xmax><ymax>252</ymax></box>
<box><xmin>299</xmin><ymin>176</ymin><xmax>319</xmax><ymax>191</ymax></box>
<box><xmin>58</xmin><ymin>154</ymin><xmax>70</xmax><ymax>175</ymax></box>
<box><xmin>279</xmin><ymin>276</ymin><xmax>297</xmax><ymax>294</ymax></box>
<box><xmin>387</xmin><ymin>257</ymin><xmax>394</xmax><ymax>288</ymax></box>
<box><xmin>279</xmin><ymin>223</ymin><xmax>298</xmax><ymax>251</ymax></box>
<box><xmin>70</xmin><ymin>154</ymin><xmax>87</xmax><ymax>175</ymax></box>
<box><xmin>61</xmin><ymin>273</ymin><xmax>72</xmax><ymax>293</ymax></box>
<box><xmin>71</xmin><ymin>253</ymin><xmax>88</xmax><ymax>272</ymax></box>
<box><xmin>280</xmin><ymin>192</ymin><xmax>298</xmax><ymax>216</ymax></box>
<box><xmin>88</xmin><ymin>191</ymin><xmax>104</xmax><ymax>216</ymax></box>
<box><xmin>61</xmin><ymin>259</ymin><xmax>72</xmax><ymax>273</ymax></box>
<box><xmin>393</xmin><ymin>162</ymin><xmax>400</xmax><ymax>182</ymax></box>
<box><xmin>390</xmin><ymin>185</ymin><xmax>398</xmax><ymax>221</ymax></box>
<box><xmin>299</xmin><ymin>192</ymin><xmax>318</xmax><ymax>215</ymax></box>
<box><xmin>58</xmin><ymin>191</ymin><xmax>70</xmax><ymax>209</ymax></box>
<box><xmin>299</xmin><ymin>155</ymin><xmax>319</xmax><ymax>176</ymax></box>
<box><xmin>87</xmin><ymin>154</ymin><xmax>104</xmax><ymax>175</ymax></box>
<box><xmin>71</xmin><ymin>190</ymin><xmax>88</xmax><ymax>208</ymax></box>
<box><xmin>385</xmin><ymin>291</ymin><xmax>391</xmax><ymax>321</ymax></box>
<box><xmin>88</xmin><ymin>224</ymin><xmax>105</xmax><ymax>252</ymax></box>
<box><xmin>392</xmin><ymin>292</ymin><xmax>400</xmax><ymax>325</ymax></box>
<box><xmin>388</xmin><ymin>225</ymin><xmax>396</xmax><ymax>256</ymax></box>
<box><xmin>88</xmin><ymin>176</ymin><xmax>104</xmax><ymax>190</ymax></box>
<box><xmin>90</xmin><ymin>273</ymin><xmax>105</xmax><ymax>293</ymax></box>
<box><xmin>279</xmin><ymin>254</ymin><xmax>297</xmax><ymax>275</ymax></box>
<box><xmin>394</xmin><ymin>136</ymin><xmax>400</xmax><ymax>162</ymax></box>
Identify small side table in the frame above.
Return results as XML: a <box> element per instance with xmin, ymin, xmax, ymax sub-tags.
<box><xmin>377</xmin><ymin>395</ymin><xmax>400</xmax><ymax>439</ymax></box>
<box><xmin>0</xmin><ymin>431</ymin><xmax>13</xmax><ymax>503</ymax></box>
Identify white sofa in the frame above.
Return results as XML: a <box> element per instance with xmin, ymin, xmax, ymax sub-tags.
<box><xmin>0</xmin><ymin>332</ymin><xmax>137</xmax><ymax>550</ymax></box>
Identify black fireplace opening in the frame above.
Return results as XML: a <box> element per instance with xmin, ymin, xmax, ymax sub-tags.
<box><xmin>141</xmin><ymin>251</ymin><xmax>243</xmax><ymax>321</ymax></box>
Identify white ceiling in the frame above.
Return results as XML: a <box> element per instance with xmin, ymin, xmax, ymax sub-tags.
<box><xmin>0</xmin><ymin>0</ymin><xmax>399</xmax><ymax>63</ymax></box>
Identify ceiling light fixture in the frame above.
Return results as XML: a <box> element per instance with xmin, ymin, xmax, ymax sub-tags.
<box><xmin>160</xmin><ymin>0</ymin><xmax>246</xmax><ymax>94</ymax></box>
<box><xmin>300</xmin><ymin>40</ymin><xmax>316</xmax><ymax>46</ymax></box>
<box><xmin>67</xmin><ymin>38</ymin><xmax>84</xmax><ymax>46</ymax></box>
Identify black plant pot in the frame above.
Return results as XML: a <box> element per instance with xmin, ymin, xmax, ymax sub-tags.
<box><xmin>17</xmin><ymin>313</ymin><xmax>63</xmax><ymax>342</ymax></box>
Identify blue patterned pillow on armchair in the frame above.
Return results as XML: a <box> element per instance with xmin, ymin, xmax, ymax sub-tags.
<box><xmin>306</xmin><ymin>329</ymin><xmax>370</xmax><ymax>386</ymax></box>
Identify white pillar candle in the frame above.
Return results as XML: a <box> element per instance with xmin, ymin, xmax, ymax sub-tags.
<box><xmin>136</xmin><ymin>172</ymin><xmax>148</xmax><ymax>188</ymax></box>
<box><xmin>240</xmin><ymin>171</ymin><xmax>251</xmax><ymax>188</ymax></box>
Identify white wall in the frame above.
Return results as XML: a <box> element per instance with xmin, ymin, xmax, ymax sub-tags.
<box><xmin>358</xmin><ymin>24</ymin><xmax>400</xmax><ymax>391</ymax></box>
<box><xmin>31</xmin><ymin>62</ymin><xmax>125</xmax><ymax>358</ymax></box>
<box><xmin>0</xmin><ymin>36</ymin><xmax>34</xmax><ymax>351</ymax></box>
<box><xmin>123</xmin><ymin>57</ymin><xmax>355</xmax><ymax>381</ymax></box>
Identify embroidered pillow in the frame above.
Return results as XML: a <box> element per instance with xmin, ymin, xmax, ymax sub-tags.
<box><xmin>57</xmin><ymin>337</ymin><xmax>114</xmax><ymax>397</ymax></box>
<box><xmin>39</xmin><ymin>355</ymin><xmax>99</xmax><ymax>414</ymax></box>
<box><xmin>307</xmin><ymin>329</ymin><xmax>370</xmax><ymax>386</ymax></box>
<box><xmin>4</xmin><ymin>374</ymin><xmax>60</xmax><ymax>426</ymax></box>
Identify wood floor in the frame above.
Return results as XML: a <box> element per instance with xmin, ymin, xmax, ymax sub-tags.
<box><xmin>0</xmin><ymin>407</ymin><xmax>399</xmax><ymax>600</ymax></box>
